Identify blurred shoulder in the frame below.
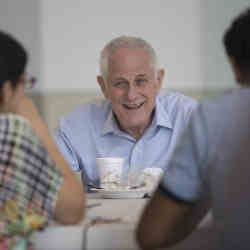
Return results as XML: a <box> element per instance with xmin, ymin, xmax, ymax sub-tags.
<box><xmin>199</xmin><ymin>88</ymin><xmax>250</xmax><ymax>116</ymax></box>
<box><xmin>0</xmin><ymin>113</ymin><xmax>51</xmax><ymax>161</ymax></box>
<box><xmin>0</xmin><ymin>113</ymin><xmax>37</xmax><ymax>139</ymax></box>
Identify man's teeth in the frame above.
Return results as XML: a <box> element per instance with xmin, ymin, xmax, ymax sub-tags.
<box><xmin>123</xmin><ymin>103</ymin><xmax>144</xmax><ymax>109</ymax></box>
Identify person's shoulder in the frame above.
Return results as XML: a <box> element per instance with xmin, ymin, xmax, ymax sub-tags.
<box><xmin>158</xmin><ymin>90</ymin><xmax>197</xmax><ymax>106</ymax></box>
<box><xmin>0</xmin><ymin>113</ymin><xmax>35</xmax><ymax>137</ymax></box>
<box><xmin>0</xmin><ymin>113</ymin><xmax>44</xmax><ymax>152</ymax></box>
<box><xmin>59</xmin><ymin>98</ymin><xmax>110</xmax><ymax>128</ymax></box>
<box><xmin>188</xmin><ymin>88</ymin><xmax>250</xmax><ymax>138</ymax></box>
<box><xmin>200</xmin><ymin>88</ymin><xmax>250</xmax><ymax>114</ymax></box>
<box><xmin>158</xmin><ymin>90</ymin><xmax>198</xmax><ymax>114</ymax></box>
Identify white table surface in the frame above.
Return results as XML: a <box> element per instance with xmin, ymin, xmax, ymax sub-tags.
<box><xmin>84</xmin><ymin>195</ymin><xmax>148</xmax><ymax>250</ymax></box>
<box><xmin>33</xmin><ymin>225</ymin><xmax>84</xmax><ymax>250</ymax></box>
<box><xmin>33</xmin><ymin>194</ymin><xmax>213</xmax><ymax>250</ymax></box>
<box><xmin>33</xmin><ymin>194</ymin><xmax>149</xmax><ymax>250</ymax></box>
<box><xmin>86</xmin><ymin>194</ymin><xmax>148</xmax><ymax>218</ymax></box>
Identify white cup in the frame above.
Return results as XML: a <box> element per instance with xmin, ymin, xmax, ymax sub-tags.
<box><xmin>96</xmin><ymin>157</ymin><xmax>124</xmax><ymax>188</ymax></box>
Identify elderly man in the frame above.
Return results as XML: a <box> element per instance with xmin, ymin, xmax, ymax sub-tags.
<box><xmin>55</xmin><ymin>36</ymin><xmax>197</xmax><ymax>189</ymax></box>
<box><xmin>137</xmin><ymin>8</ymin><xmax>250</xmax><ymax>250</ymax></box>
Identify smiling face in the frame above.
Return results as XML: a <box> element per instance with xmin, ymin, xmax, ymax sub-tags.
<box><xmin>98</xmin><ymin>47</ymin><xmax>164</xmax><ymax>136</ymax></box>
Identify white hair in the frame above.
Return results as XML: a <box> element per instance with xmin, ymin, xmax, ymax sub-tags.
<box><xmin>99</xmin><ymin>36</ymin><xmax>158</xmax><ymax>80</ymax></box>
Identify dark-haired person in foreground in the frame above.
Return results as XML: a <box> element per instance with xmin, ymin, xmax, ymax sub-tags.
<box><xmin>0</xmin><ymin>31</ymin><xmax>85</xmax><ymax>247</ymax></box>
<box><xmin>137</xmin><ymin>8</ymin><xmax>250</xmax><ymax>250</ymax></box>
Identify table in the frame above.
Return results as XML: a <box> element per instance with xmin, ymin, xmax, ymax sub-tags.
<box><xmin>33</xmin><ymin>224</ymin><xmax>84</xmax><ymax>250</ymax></box>
<box><xmin>33</xmin><ymin>195</ymin><xmax>148</xmax><ymax>250</ymax></box>
<box><xmin>84</xmin><ymin>195</ymin><xmax>148</xmax><ymax>249</ymax></box>
<box><xmin>33</xmin><ymin>194</ymin><xmax>213</xmax><ymax>250</ymax></box>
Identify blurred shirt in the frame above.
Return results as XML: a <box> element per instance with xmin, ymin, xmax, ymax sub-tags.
<box><xmin>160</xmin><ymin>88</ymin><xmax>250</xmax><ymax>249</ymax></box>
<box><xmin>0</xmin><ymin>114</ymin><xmax>62</xmax><ymax>246</ymax></box>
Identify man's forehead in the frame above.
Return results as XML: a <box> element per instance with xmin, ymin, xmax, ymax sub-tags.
<box><xmin>110</xmin><ymin>73</ymin><xmax>150</xmax><ymax>81</ymax></box>
<box><xmin>108</xmin><ymin>48</ymin><xmax>153</xmax><ymax>75</ymax></box>
<box><xmin>107</xmin><ymin>65</ymin><xmax>154</xmax><ymax>80</ymax></box>
<box><xmin>109</xmin><ymin>47</ymin><xmax>150</xmax><ymax>61</ymax></box>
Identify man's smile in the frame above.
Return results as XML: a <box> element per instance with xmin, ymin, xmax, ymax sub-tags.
<box><xmin>122</xmin><ymin>101</ymin><xmax>145</xmax><ymax>110</ymax></box>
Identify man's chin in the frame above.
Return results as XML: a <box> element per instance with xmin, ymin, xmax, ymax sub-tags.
<box><xmin>124</xmin><ymin>119</ymin><xmax>149</xmax><ymax>130</ymax></box>
<box><xmin>114</xmin><ymin>111</ymin><xmax>152</xmax><ymax>131</ymax></box>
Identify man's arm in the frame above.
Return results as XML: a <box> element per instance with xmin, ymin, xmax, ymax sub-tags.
<box><xmin>137</xmin><ymin>188</ymin><xmax>194</xmax><ymax>250</ymax></box>
<box><xmin>137</xmin><ymin>185</ymin><xmax>211</xmax><ymax>250</ymax></box>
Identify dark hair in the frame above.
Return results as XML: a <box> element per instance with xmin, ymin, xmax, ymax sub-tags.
<box><xmin>223</xmin><ymin>8</ymin><xmax>250</xmax><ymax>84</ymax></box>
<box><xmin>0</xmin><ymin>31</ymin><xmax>28</xmax><ymax>87</ymax></box>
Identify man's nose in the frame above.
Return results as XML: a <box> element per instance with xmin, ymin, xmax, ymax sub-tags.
<box><xmin>127</xmin><ymin>84</ymin><xmax>138</xmax><ymax>101</ymax></box>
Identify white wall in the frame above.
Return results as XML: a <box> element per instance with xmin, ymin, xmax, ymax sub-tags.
<box><xmin>0</xmin><ymin>0</ymin><xmax>249</xmax><ymax>93</ymax></box>
<box><xmin>200</xmin><ymin>0</ymin><xmax>250</xmax><ymax>92</ymax></box>
<box><xmin>0</xmin><ymin>0</ymin><xmax>42</xmax><ymax>90</ymax></box>
<box><xmin>41</xmin><ymin>0</ymin><xmax>205</xmax><ymax>93</ymax></box>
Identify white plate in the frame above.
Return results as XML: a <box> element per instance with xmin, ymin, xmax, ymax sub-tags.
<box><xmin>93</xmin><ymin>189</ymin><xmax>148</xmax><ymax>199</ymax></box>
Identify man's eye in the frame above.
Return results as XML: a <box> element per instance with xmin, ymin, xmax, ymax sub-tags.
<box><xmin>136</xmin><ymin>79</ymin><xmax>147</xmax><ymax>85</ymax></box>
<box><xmin>114</xmin><ymin>82</ymin><xmax>127</xmax><ymax>88</ymax></box>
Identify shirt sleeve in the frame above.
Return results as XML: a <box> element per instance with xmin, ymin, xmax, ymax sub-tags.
<box><xmin>54</xmin><ymin>125</ymin><xmax>81</xmax><ymax>172</ymax></box>
<box><xmin>0</xmin><ymin>114</ymin><xmax>63</xmax><ymax>222</ymax></box>
<box><xmin>160</xmin><ymin>104</ymin><xmax>209</xmax><ymax>203</ymax></box>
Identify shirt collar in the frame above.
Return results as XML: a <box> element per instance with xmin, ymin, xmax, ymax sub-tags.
<box><xmin>102</xmin><ymin>108</ymin><xmax>119</xmax><ymax>135</ymax></box>
<box><xmin>101</xmin><ymin>96</ymin><xmax>173</xmax><ymax>136</ymax></box>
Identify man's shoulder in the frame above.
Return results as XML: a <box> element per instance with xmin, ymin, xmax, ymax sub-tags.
<box><xmin>59</xmin><ymin>98</ymin><xmax>111</xmax><ymax>128</ymax></box>
<box><xmin>158</xmin><ymin>90</ymin><xmax>198</xmax><ymax>114</ymax></box>
<box><xmin>201</xmin><ymin>88</ymin><xmax>250</xmax><ymax>110</ymax></box>
<box><xmin>200</xmin><ymin>88</ymin><xmax>250</xmax><ymax>121</ymax></box>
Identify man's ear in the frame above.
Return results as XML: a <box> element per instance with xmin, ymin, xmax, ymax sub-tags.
<box><xmin>97</xmin><ymin>75</ymin><xmax>108</xmax><ymax>98</ymax></box>
<box><xmin>156</xmin><ymin>69</ymin><xmax>164</xmax><ymax>91</ymax></box>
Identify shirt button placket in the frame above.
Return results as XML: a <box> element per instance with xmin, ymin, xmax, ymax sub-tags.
<box><xmin>130</xmin><ymin>143</ymin><xmax>141</xmax><ymax>171</ymax></box>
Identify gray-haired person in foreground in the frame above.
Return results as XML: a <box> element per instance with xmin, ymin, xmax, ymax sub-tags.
<box><xmin>137</xmin><ymin>8</ymin><xmax>250</xmax><ymax>250</ymax></box>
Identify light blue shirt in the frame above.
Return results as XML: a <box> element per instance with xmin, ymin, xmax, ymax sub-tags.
<box><xmin>54</xmin><ymin>91</ymin><xmax>197</xmax><ymax>190</ymax></box>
